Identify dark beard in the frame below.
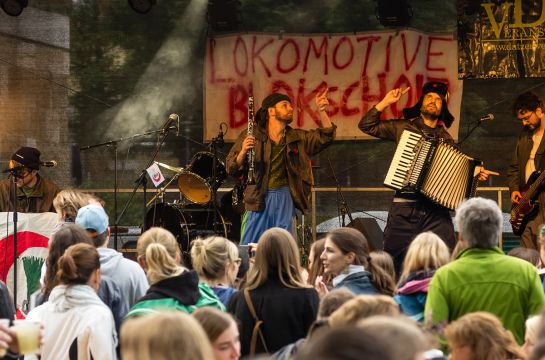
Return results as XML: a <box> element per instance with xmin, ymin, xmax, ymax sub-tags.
<box><xmin>276</xmin><ymin>113</ymin><xmax>293</xmax><ymax>124</ymax></box>
<box><xmin>420</xmin><ymin>108</ymin><xmax>440</xmax><ymax>120</ymax></box>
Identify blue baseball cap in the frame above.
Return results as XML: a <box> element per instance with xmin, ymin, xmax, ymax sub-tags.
<box><xmin>76</xmin><ymin>204</ymin><xmax>109</xmax><ymax>235</ymax></box>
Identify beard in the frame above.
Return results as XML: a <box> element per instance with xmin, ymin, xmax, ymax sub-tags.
<box><xmin>276</xmin><ymin>112</ymin><xmax>293</xmax><ymax>124</ymax></box>
<box><xmin>420</xmin><ymin>103</ymin><xmax>440</xmax><ymax>120</ymax></box>
<box><xmin>525</xmin><ymin>117</ymin><xmax>541</xmax><ymax>131</ymax></box>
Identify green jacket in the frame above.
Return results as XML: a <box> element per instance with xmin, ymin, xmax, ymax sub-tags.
<box><xmin>424</xmin><ymin>246</ymin><xmax>545</xmax><ymax>344</ymax></box>
<box><xmin>126</xmin><ymin>272</ymin><xmax>225</xmax><ymax>318</ymax></box>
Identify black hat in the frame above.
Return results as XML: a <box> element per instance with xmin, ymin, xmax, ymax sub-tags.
<box><xmin>402</xmin><ymin>81</ymin><xmax>454</xmax><ymax>128</ymax></box>
<box><xmin>11</xmin><ymin>147</ymin><xmax>41</xmax><ymax>170</ymax></box>
<box><xmin>256</xmin><ymin>93</ymin><xmax>292</xmax><ymax>126</ymax></box>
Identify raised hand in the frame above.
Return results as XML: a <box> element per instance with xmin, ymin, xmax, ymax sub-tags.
<box><xmin>316</xmin><ymin>88</ymin><xmax>329</xmax><ymax>112</ymax></box>
<box><xmin>376</xmin><ymin>87</ymin><xmax>410</xmax><ymax>112</ymax></box>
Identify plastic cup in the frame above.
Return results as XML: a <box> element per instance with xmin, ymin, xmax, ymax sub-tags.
<box><xmin>0</xmin><ymin>319</ymin><xmax>10</xmax><ymax>357</ymax></box>
<box><xmin>12</xmin><ymin>320</ymin><xmax>40</xmax><ymax>355</ymax></box>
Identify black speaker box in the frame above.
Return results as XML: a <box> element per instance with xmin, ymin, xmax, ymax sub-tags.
<box><xmin>347</xmin><ymin>218</ymin><xmax>383</xmax><ymax>251</ymax></box>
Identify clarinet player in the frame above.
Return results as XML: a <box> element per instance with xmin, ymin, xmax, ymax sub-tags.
<box><xmin>226</xmin><ymin>89</ymin><xmax>336</xmax><ymax>245</ymax></box>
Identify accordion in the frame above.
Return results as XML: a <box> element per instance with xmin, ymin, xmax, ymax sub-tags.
<box><xmin>384</xmin><ymin>130</ymin><xmax>481</xmax><ymax>211</ymax></box>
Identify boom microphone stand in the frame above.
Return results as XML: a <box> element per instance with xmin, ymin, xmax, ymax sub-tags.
<box><xmin>326</xmin><ymin>154</ymin><xmax>354</xmax><ymax>227</ymax></box>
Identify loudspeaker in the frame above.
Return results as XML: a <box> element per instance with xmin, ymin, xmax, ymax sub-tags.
<box><xmin>347</xmin><ymin>218</ymin><xmax>383</xmax><ymax>251</ymax></box>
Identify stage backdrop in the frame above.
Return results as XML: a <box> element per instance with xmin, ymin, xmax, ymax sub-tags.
<box><xmin>458</xmin><ymin>0</ymin><xmax>545</xmax><ymax>78</ymax></box>
<box><xmin>204</xmin><ymin>30</ymin><xmax>462</xmax><ymax>141</ymax></box>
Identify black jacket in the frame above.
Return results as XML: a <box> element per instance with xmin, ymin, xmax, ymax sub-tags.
<box><xmin>228</xmin><ymin>276</ymin><xmax>319</xmax><ymax>356</ymax></box>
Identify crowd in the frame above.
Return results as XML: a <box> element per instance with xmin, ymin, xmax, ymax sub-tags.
<box><xmin>3</xmin><ymin>190</ymin><xmax>545</xmax><ymax>360</ymax></box>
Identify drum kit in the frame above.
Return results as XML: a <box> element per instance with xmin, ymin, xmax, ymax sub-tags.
<box><xmin>144</xmin><ymin>151</ymin><xmax>242</xmax><ymax>259</ymax></box>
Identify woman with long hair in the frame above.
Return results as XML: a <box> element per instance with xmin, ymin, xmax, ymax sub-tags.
<box><xmin>444</xmin><ymin>312</ymin><xmax>526</xmax><ymax>360</ymax></box>
<box><xmin>26</xmin><ymin>243</ymin><xmax>117</xmax><ymax>359</ymax></box>
<box><xmin>395</xmin><ymin>231</ymin><xmax>450</xmax><ymax>321</ymax></box>
<box><xmin>307</xmin><ymin>239</ymin><xmax>329</xmax><ymax>287</ymax></box>
<box><xmin>127</xmin><ymin>227</ymin><xmax>224</xmax><ymax>317</ymax></box>
<box><xmin>228</xmin><ymin>227</ymin><xmax>319</xmax><ymax>356</ymax></box>
<box><xmin>193</xmin><ymin>307</ymin><xmax>241</xmax><ymax>360</ymax></box>
<box><xmin>122</xmin><ymin>311</ymin><xmax>214</xmax><ymax>360</ymax></box>
<box><xmin>191</xmin><ymin>236</ymin><xmax>240</xmax><ymax>307</ymax></box>
<box><xmin>319</xmin><ymin>227</ymin><xmax>395</xmax><ymax>296</ymax></box>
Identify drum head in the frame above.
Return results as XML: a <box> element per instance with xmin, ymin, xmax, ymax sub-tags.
<box><xmin>178</xmin><ymin>171</ymin><xmax>212</xmax><ymax>204</ymax></box>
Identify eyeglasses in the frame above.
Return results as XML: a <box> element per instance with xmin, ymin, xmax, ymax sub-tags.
<box><xmin>518</xmin><ymin>111</ymin><xmax>535</xmax><ymax>122</ymax></box>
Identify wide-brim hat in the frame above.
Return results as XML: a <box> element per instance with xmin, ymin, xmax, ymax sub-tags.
<box><xmin>402</xmin><ymin>81</ymin><xmax>454</xmax><ymax>128</ymax></box>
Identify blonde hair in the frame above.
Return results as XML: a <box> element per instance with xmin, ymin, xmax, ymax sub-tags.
<box><xmin>190</xmin><ymin>236</ymin><xmax>239</xmax><ymax>281</ymax></box>
<box><xmin>137</xmin><ymin>227</ymin><xmax>184</xmax><ymax>284</ymax></box>
<box><xmin>192</xmin><ymin>307</ymin><xmax>237</xmax><ymax>342</ymax></box>
<box><xmin>246</xmin><ymin>228</ymin><xmax>308</xmax><ymax>290</ymax></box>
<box><xmin>121</xmin><ymin>311</ymin><xmax>214</xmax><ymax>360</ymax></box>
<box><xmin>444</xmin><ymin>312</ymin><xmax>526</xmax><ymax>360</ymax></box>
<box><xmin>53</xmin><ymin>189</ymin><xmax>93</xmax><ymax>221</ymax></box>
<box><xmin>398</xmin><ymin>231</ymin><xmax>450</xmax><ymax>285</ymax></box>
<box><xmin>329</xmin><ymin>295</ymin><xmax>400</xmax><ymax>328</ymax></box>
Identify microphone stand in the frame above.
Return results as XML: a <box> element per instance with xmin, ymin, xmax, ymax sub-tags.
<box><xmin>458</xmin><ymin>119</ymin><xmax>485</xmax><ymax>146</ymax></box>
<box><xmin>8</xmin><ymin>172</ymin><xmax>18</xmax><ymax>308</ymax></box>
<box><xmin>80</xmin><ymin>122</ymin><xmax>176</xmax><ymax>250</ymax></box>
<box><xmin>326</xmin><ymin>154</ymin><xmax>353</xmax><ymax>227</ymax></box>
<box><xmin>209</xmin><ymin>127</ymin><xmax>225</xmax><ymax>236</ymax></box>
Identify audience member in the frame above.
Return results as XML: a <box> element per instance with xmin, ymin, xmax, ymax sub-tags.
<box><xmin>525</xmin><ymin>315</ymin><xmax>541</xmax><ymax>358</ymax></box>
<box><xmin>127</xmin><ymin>227</ymin><xmax>224</xmax><ymax>317</ymax></box>
<box><xmin>395</xmin><ymin>231</ymin><xmax>450</xmax><ymax>322</ymax></box>
<box><xmin>370</xmin><ymin>250</ymin><xmax>396</xmax><ymax>283</ymax></box>
<box><xmin>52</xmin><ymin>189</ymin><xmax>93</xmax><ymax>228</ymax></box>
<box><xmin>317</xmin><ymin>227</ymin><xmax>395</xmax><ymax>296</ymax></box>
<box><xmin>76</xmin><ymin>204</ymin><xmax>148</xmax><ymax>312</ymax></box>
<box><xmin>444</xmin><ymin>312</ymin><xmax>526</xmax><ymax>360</ymax></box>
<box><xmin>0</xmin><ymin>322</ymin><xmax>19</xmax><ymax>360</ymax></box>
<box><xmin>33</xmin><ymin>224</ymin><xmax>124</xmax><ymax>333</ymax></box>
<box><xmin>509</xmin><ymin>247</ymin><xmax>541</xmax><ymax>267</ymax></box>
<box><xmin>0</xmin><ymin>281</ymin><xmax>14</xmax><ymax>320</ymax></box>
<box><xmin>328</xmin><ymin>295</ymin><xmax>400</xmax><ymax>328</ymax></box>
<box><xmin>425</xmin><ymin>197</ymin><xmax>545</xmax><ymax>344</ymax></box>
<box><xmin>193</xmin><ymin>307</ymin><xmax>241</xmax><ymax>360</ymax></box>
<box><xmin>307</xmin><ymin>239</ymin><xmax>328</xmax><ymax>287</ymax></box>
<box><xmin>26</xmin><ymin>243</ymin><xmax>117</xmax><ymax>359</ymax></box>
<box><xmin>357</xmin><ymin>316</ymin><xmax>430</xmax><ymax>360</ymax></box>
<box><xmin>229</xmin><ymin>228</ymin><xmax>319</xmax><ymax>356</ymax></box>
<box><xmin>121</xmin><ymin>311</ymin><xmax>214</xmax><ymax>360</ymax></box>
<box><xmin>191</xmin><ymin>236</ymin><xmax>240</xmax><ymax>307</ymax></box>
<box><xmin>317</xmin><ymin>288</ymin><xmax>355</xmax><ymax>319</ymax></box>
<box><xmin>294</xmin><ymin>325</ymin><xmax>395</xmax><ymax>360</ymax></box>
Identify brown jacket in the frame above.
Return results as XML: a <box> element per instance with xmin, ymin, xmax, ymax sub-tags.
<box><xmin>507</xmin><ymin>130</ymin><xmax>545</xmax><ymax>193</ymax></box>
<box><xmin>226</xmin><ymin>123</ymin><xmax>336</xmax><ymax>213</ymax></box>
<box><xmin>0</xmin><ymin>175</ymin><xmax>61</xmax><ymax>213</ymax></box>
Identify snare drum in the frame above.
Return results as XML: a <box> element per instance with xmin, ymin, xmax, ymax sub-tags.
<box><xmin>144</xmin><ymin>203</ymin><xmax>228</xmax><ymax>265</ymax></box>
<box><xmin>178</xmin><ymin>152</ymin><xmax>227</xmax><ymax>204</ymax></box>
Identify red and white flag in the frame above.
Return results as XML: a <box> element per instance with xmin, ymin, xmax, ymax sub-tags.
<box><xmin>0</xmin><ymin>212</ymin><xmax>57</xmax><ymax>312</ymax></box>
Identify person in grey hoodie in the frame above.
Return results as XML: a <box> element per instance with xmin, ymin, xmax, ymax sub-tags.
<box><xmin>76</xmin><ymin>204</ymin><xmax>149</xmax><ymax>316</ymax></box>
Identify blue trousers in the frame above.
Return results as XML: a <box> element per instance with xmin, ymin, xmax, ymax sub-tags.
<box><xmin>241</xmin><ymin>187</ymin><xmax>295</xmax><ymax>244</ymax></box>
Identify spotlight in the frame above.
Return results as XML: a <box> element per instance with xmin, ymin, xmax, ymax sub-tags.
<box><xmin>1</xmin><ymin>0</ymin><xmax>28</xmax><ymax>17</ymax></box>
<box><xmin>207</xmin><ymin>0</ymin><xmax>242</xmax><ymax>32</ymax></box>
<box><xmin>128</xmin><ymin>0</ymin><xmax>156</xmax><ymax>14</ymax></box>
<box><xmin>375</xmin><ymin>0</ymin><xmax>412</xmax><ymax>27</ymax></box>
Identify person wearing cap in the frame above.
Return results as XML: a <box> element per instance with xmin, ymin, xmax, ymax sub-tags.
<box><xmin>226</xmin><ymin>89</ymin><xmax>336</xmax><ymax>244</ymax></box>
<box><xmin>359</xmin><ymin>82</ymin><xmax>497</xmax><ymax>275</ymax></box>
<box><xmin>76</xmin><ymin>204</ymin><xmax>149</xmax><ymax>315</ymax></box>
<box><xmin>0</xmin><ymin>146</ymin><xmax>61</xmax><ymax>213</ymax></box>
<box><xmin>508</xmin><ymin>92</ymin><xmax>545</xmax><ymax>250</ymax></box>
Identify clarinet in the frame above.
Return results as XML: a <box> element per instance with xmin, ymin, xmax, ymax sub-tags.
<box><xmin>246</xmin><ymin>96</ymin><xmax>256</xmax><ymax>185</ymax></box>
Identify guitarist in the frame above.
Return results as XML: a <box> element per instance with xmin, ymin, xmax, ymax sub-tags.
<box><xmin>508</xmin><ymin>92</ymin><xmax>545</xmax><ymax>249</ymax></box>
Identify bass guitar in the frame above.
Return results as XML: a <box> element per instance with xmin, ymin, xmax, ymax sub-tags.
<box><xmin>511</xmin><ymin>170</ymin><xmax>545</xmax><ymax>235</ymax></box>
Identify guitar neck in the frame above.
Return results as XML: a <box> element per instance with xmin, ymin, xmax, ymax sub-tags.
<box><xmin>524</xmin><ymin>171</ymin><xmax>545</xmax><ymax>200</ymax></box>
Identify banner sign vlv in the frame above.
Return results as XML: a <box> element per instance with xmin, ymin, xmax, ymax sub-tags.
<box><xmin>458</xmin><ymin>0</ymin><xmax>545</xmax><ymax>78</ymax></box>
<box><xmin>205</xmin><ymin>30</ymin><xmax>462</xmax><ymax>141</ymax></box>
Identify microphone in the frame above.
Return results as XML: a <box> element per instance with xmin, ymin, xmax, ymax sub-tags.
<box><xmin>40</xmin><ymin>160</ymin><xmax>58</xmax><ymax>167</ymax></box>
<box><xmin>479</xmin><ymin>113</ymin><xmax>494</xmax><ymax>122</ymax></box>
<box><xmin>169</xmin><ymin>113</ymin><xmax>180</xmax><ymax>136</ymax></box>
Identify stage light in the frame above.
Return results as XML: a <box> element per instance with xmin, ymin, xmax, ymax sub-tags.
<box><xmin>207</xmin><ymin>0</ymin><xmax>242</xmax><ymax>32</ymax></box>
<box><xmin>128</xmin><ymin>0</ymin><xmax>156</xmax><ymax>14</ymax></box>
<box><xmin>1</xmin><ymin>0</ymin><xmax>28</xmax><ymax>17</ymax></box>
<box><xmin>375</xmin><ymin>0</ymin><xmax>412</xmax><ymax>27</ymax></box>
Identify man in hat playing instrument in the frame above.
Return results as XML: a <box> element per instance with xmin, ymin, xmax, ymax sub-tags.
<box><xmin>0</xmin><ymin>146</ymin><xmax>61</xmax><ymax>213</ymax></box>
<box><xmin>359</xmin><ymin>81</ymin><xmax>497</xmax><ymax>274</ymax></box>
<box><xmin>226</xmin><ymin>89</ymin><xmax>336</xmax><ymax>245</ymax></box>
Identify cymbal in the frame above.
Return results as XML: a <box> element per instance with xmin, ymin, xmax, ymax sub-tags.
<box><xmin>154</xmin><ymin>161</ymin><xmax>184</xmax><ymax>173</ymax></box>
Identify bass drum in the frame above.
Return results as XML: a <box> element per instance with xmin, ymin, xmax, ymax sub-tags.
<box><xmin>144</xmin><ymin>203</ymin><xmax>228</xmax><ymax>267</ymax></box>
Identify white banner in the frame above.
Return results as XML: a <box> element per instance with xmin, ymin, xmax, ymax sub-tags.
<box><xmin>0</xmin><ymin>212</ymin><xmax>57</xmax><ymax>311</ymax></box>
<box><xmin>204</xmin><ymin>30</ymin><xmax>462</xmax><ymax>141</ymax></box>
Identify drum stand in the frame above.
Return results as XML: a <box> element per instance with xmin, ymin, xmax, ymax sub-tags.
<box><xmin>209</xmin><ymin>128</ymin><xmax>226</xmax><ymax>236</ymax></box>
